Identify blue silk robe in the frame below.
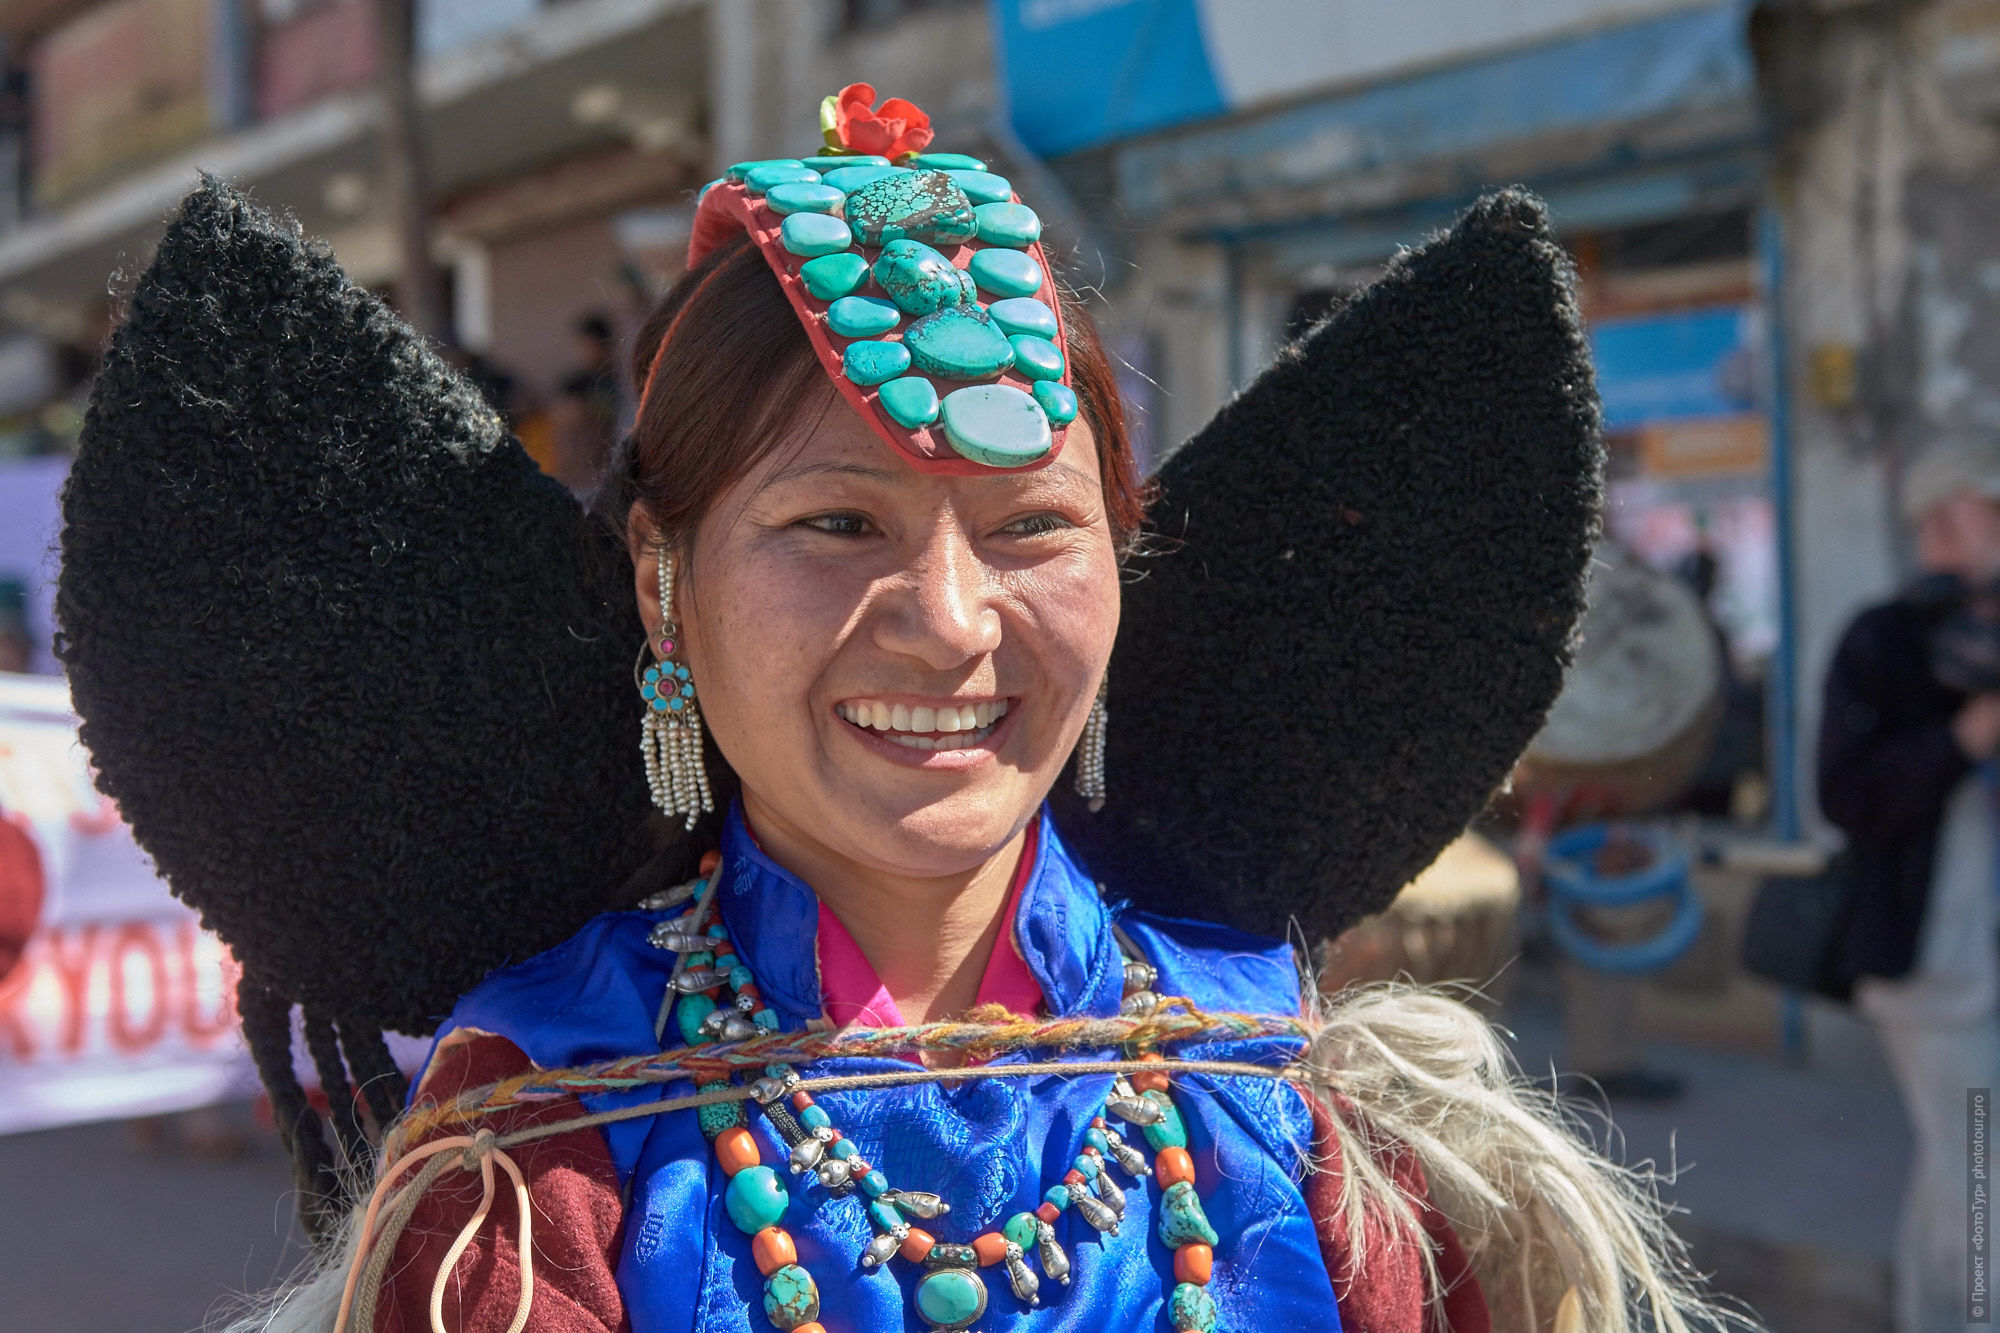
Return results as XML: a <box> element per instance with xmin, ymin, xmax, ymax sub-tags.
<box><xmin>424</xmin><ymin>805</ymin><xmax>1343</xmax><ymax>1333</ymax></box>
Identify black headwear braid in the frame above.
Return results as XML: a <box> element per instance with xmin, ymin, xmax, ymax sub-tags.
<box><xmin>339</xmin><ymin>1023</ymin><xmax>410</xmax><ymax>1134</ymax></box>
<box><xmin>301</xmin><ymin>1008</ymin><xmax>367</xmax><ymax>1171</ymax></box>
<box><xmin>237</xmin><ymin>975</ymin><xmax>343</xmax><ymax>1243</ymax></box>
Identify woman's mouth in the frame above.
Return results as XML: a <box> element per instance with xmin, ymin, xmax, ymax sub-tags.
<box><xmin>834</xmin><ymin>698</ymin><xmax>1011</xmax><ymax>752</ymax></box>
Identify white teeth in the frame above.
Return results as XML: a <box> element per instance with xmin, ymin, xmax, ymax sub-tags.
<box><xmin>839</xmin><ymin>699</ymin><xmax>1011</xmax><ymax>744</ymax></box>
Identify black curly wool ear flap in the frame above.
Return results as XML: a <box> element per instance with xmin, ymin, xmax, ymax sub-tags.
<box><xmin>56</xmin><ymin>179</ymin><xmax>661</xmax><ymax>1038</ymax></box>
<box><xmin>1050</xmin><ymin>190</ymin><xmax>1603</xmax><ymax>941</ymax></box>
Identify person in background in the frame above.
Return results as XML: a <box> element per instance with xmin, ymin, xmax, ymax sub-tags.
<box><xmin>1819</xmin><ymin>441</ymin><xmax>2000</xmax><ymax>1333</ymax></box>
<box><xmin>0</xmin><ymin>579</ymin><xmax>33</xmax><ymax>673</ymax></box>
<box><xmin>552</xmin><ymin>311</ymin><xmax>621</xmax><ymax>494</ymax></box>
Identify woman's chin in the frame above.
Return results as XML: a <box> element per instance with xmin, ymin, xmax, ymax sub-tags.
<box><xmin>816</xmin><ymin>768</ymin><xmax>1049</xmax><ymax>875</ymax></box>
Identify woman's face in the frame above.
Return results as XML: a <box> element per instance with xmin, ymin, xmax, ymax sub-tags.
<box><xmin>634</xmin><ymin>393</ymin><xmax>1121</xmax><ymax>879</ymax></box>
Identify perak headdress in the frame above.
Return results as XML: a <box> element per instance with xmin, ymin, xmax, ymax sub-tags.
<box><xmin>55</xmin><ymin>91</ymin><xmax>1600</xmax><ymax>1218</ymax></box>
<box><xmin>676</xmin><ymin>84</ymin><xmax>1077</xmax><ymax>473</ymax></box>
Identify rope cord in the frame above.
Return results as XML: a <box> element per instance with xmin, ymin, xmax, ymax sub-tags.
<box><xmin>393</xmin><ymin>1000</ymin><xmax>1311</xmax><ymax>1146</ymax></box>
<box><xmin>345</xmin><ymin>1003</ymin><xmax>1320</xmax><ymax>1328</ymax></box>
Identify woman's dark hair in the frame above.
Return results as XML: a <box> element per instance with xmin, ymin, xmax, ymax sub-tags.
<box><xmin>596</xmin><ymin>232</ymin><xmax>1150</xmax><ymax>555</ymax></box>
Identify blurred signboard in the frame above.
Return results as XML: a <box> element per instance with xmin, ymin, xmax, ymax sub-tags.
<box><xmin>1589</xmin><ymin>304</ymin><xmax>1759</xmax><ymax>430</ymax></box>
<box><xmin>993</xmin><ymin>0</ymin><xmax>1741</xmax><ymax>157</ymax></box>
<box><xmin>30</xmin><ymin>0</ymin><xmax>222</xmax><ymax>203</ymax></box>
<box><xmin>0</xmin><ymin>673</ymin><xmax>252</xmax><ymax>1134</ymax></box>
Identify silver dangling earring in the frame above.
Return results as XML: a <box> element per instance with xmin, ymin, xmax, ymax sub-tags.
<box><xmin>1073</xmin><ymin>676</ymin><xmax>1108</xmax><ymax>812</ymax></box>
<box><xmin>637</xmin><ymin>551</ymin><xmax>715</xmax><ymax>830</ymax></box>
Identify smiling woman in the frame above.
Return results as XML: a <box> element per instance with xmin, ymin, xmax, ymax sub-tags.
<box><xmin>58</xmin><ymin>88</ymin><xmax>1755</xmax><ymax>1333</ymax></box>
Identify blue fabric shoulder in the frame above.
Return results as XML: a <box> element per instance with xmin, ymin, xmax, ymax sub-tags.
<box><xmin>415</xmin><ymin>907</ymin><xmax>678</xmax><ymax>1176</ymax></box>
<box><xmin>1114</xmin><ymin>908</ymin><xmax>1303</xmax><ymax>1014</ymax></box>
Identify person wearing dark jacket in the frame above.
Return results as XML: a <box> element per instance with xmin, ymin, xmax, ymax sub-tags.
<box><xmin>1819</xmin><ymin>443</ymin><xmax>2000</xmax><ymax>1333</ymax></box>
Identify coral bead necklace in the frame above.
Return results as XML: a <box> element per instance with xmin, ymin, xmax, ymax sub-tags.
<box><xmin>642</xmin><ymin>868</ymin><xmax>1227</xmax><ymax>1333</ymax></box>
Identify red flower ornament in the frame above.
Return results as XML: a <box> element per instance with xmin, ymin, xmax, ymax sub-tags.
<box><xmin>820</xmin><ymin>83</ymin><xmax>934</xmax><ymax>161</ymax></box>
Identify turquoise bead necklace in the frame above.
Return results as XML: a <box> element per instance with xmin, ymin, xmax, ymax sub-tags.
<box><xmin>641</xmin><ymin>872</ymin><xmax>1228</xmax><ymax>1333</ymax></box>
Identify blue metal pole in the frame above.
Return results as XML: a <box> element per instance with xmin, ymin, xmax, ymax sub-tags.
<box><xmin>1759</xmin><ymin>202</ymin><xmax>1809</xmax><ymax>1059</ymax></box>
<box><xmin>1759</xmin><ymin>203</ymin><xmax>1802</xmax><ymax>845</ymax></box>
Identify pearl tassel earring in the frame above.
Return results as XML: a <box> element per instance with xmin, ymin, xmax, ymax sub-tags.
<box><xmin>1074</xmin><ymin>677</ymin><xmax>1108</xmax><ymax>812</ymax></box>
<box><xmin>637</xmin><ymin>551</ymin><xmax>714</xmax><ymax>830</ymax></box>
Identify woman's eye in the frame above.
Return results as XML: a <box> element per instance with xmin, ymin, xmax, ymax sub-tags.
<box><xmin>798</xmin><ymin>512</ymin><xmax>876</xmax><ymax>536</ymax></box>
<box><xmin>999</xmin><ymin>512</ymin><xmax>1073</xmax><ymax>537</ymax></box>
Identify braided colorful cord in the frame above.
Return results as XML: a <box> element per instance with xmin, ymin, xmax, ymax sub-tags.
<box><xmin>392</xmin><ymin>1000</ymin><xmax>1309</xmax><ymax>1144</ymax></box>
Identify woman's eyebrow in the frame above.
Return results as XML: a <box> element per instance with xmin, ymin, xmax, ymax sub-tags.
<box><xmin>761</xmin><ymin>459</ymin><xmax>904</xmax><ymax>489</ymax></box>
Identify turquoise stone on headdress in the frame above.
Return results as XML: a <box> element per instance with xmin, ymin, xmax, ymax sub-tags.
<box><xmin>799</xmin><ymin>252</ymin><xmax>870</xmax><ymax>301</ymax></box>
<box><xmin>943</xmin><ymin>169</ymin><xmax>1012</xmax><ymax>206</ymax></box>
<box><xmin>873</xmin><ymin>239</ymin><xmax>975</xmax><ymax>316</ymax></box>
<box><xmin>1169</xmin><ymin>1282</ymin><xmax>1219</xmax><ymax>1333</ymax></box>
<box><xmin>903</xmin><ymin>306</ymin><xmax>1014</xmax><ymax>380</ymax></box>
<box><xmin>745</xmin><ymin>163</ymin><xmax>821</xmax><ymax>193</ymax></box>
<box><xmin>1032</xmin><ymin>380</ymin><xmax>1078</xmax><ymax>425</ymax></box>
<box><xmin>822</xmin><ymin>164</ymin><xmax>907</xmax><ymax>194</ymax></box>
<box><xmin>986</xmin><ymin>297</ymin><xmax>1058</xmax><ymax>340</ymax></box>
<box><xmin>780</xmin><ymin>212</ymin><xmax>854</xmax><ymax>258</ymax></box>
<box><xmin>762</xmin><ymin>1264</ymin><xmax>821</xmax><ymax>1330</ymax></box>
<box><xmin>974</xmin><ymin>201</ymin><xmax>1041</xmax><ymax>248</ymax></box>
<box><xmin>940</xmin><ymin>384</ymin><xmax>1052</xmax><ymax>468</ymax></box>
<box><xmin>825</xmin><ymin>296</ymin><xmax>902</xmax><ymax>339</ymax></box>
<box><xmin>843</xmin><ymin>339</ymin><xmax>911</xmax><ymax>386</ymax></box>
<box><xmin>764</xmin><ymin>181</ymin><xmax>844</xmax><ymax>216</ymax></box>
<box><xmin>1008</xmin><ymin>334</ymin><xmax>1064</xmax><ymax>382</ymax></box>
<box><xmin>844</xmin><ymin>169</ymin><xmax>977</xmax><ymax>247</ymax></box>
<box><xmin>878</xmin><ymin>375</ymin><xmax>940</xmax><ymax>428</ymax></box>
<box><xmin>726</xmin><ymin>158</ymin><xmax>802</xmax><ymax>181</ymax></box>
<box><xmin>800</xmin><ymin>153</ymin><xmax>888</xmax><ymax>171</ymax></box>
<box><xmin>913</xmin><ymin>1267</ymin><xmax>987</xmax><ymax>1329</ymax></box>
<box><xmin>1003</xmin><ymin>1211</ymin><xmax>1040</xmax><ymax>1251</ymax></box>
<box><xmin>1156</xmin><ymin>1180</ymin><xmax>1219</xmax><ymax>1247</ymax></box>
<box><xmin>969</xmin><ymin>248</ymin><xmax>1045</xmax><ymax>299</ymax></box>
<box><xmin>910</xmin><ymin>151</ymin><xmax>986</xmax><ymax>171</ymax></box>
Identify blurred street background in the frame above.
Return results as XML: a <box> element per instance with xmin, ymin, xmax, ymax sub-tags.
<box><xmin>0</xmin><ymin>0</ymin><xmax>1995</xmax><ymax>1328</ymax></box>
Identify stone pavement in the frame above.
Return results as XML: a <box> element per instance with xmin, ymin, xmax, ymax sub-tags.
<box><xmin>0</xmin><ymin>1112</ymin><xmax>306</xmax><ymax>1333</ymax></box>
<box><xmin>1502</xmin><ymin>993</ymin><xmax>1912</xmax><ymax>1332</ymax></box>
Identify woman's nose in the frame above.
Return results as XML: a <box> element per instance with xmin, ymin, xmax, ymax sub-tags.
<box><xmin>873</xmin><ymin>524</ymin><xmax>1003</xmax><ymax>670</ymax></box>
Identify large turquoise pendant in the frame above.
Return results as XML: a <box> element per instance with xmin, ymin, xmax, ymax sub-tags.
<box><xmin>914</xmin><ymin>1264</ymin><xmax>987</xmax><ymax>1330</ymax></box>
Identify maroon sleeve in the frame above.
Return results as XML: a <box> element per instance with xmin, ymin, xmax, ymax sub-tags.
<box><xmin>1302</xmin><ymin>1090</ymin><xmax>1491</xmax><ymax>1333</ymax></box>
<box><xmin>374</xmin><ymin>1032</ymin><xmax>630</xmax><ymax>1333</ymax></box>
